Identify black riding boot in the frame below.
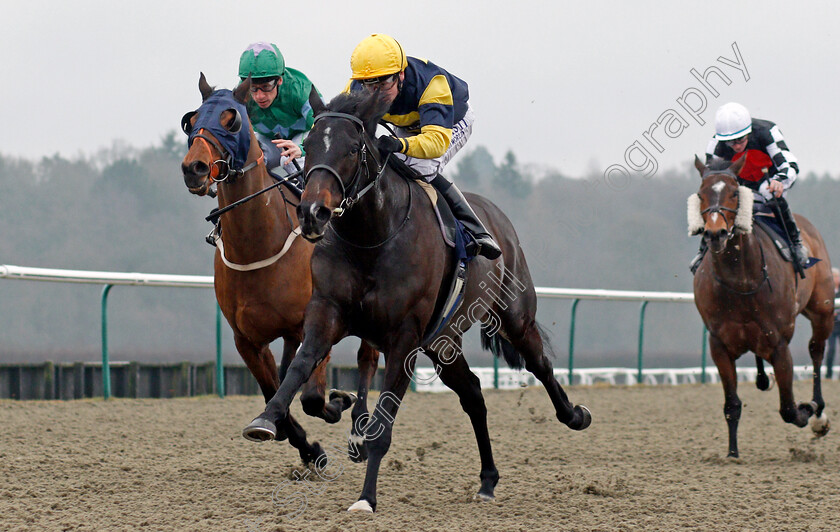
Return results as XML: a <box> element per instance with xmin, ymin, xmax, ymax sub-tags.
<box><xmin>690</xmin><ymin>239</ymin><xmax>708</xmax><ymax>275</ymax></box>
<box><xmin>430</xmin><ymin>174</ymin><xmax>502</xmax><ymax>260</ymax></box>
<box><xmin>771</xmin><ymin>196</ymin><xmax>808</xmax><ymax>268</ymax></box>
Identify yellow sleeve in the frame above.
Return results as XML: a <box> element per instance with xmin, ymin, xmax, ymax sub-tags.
<box><xmin>403</xmin><ymin>75</ymin><xmax>455</xmax><ymax>158</ymax></box>
<box><xmin>403</xmin><ymin>124</ymin><xmax>452</xmax><ymax>159</ymax></box>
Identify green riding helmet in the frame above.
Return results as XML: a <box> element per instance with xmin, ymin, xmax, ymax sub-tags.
<box><xmin>238</xmin><ymin>42</ymin><xmax>285</xmax><ymax>80</ymax></box>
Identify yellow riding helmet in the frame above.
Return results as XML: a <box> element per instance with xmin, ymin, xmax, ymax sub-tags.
<box><xmin>350</xmin><ymin>34</ymin><xmax>408</xmax><ymax>80</ymax></box>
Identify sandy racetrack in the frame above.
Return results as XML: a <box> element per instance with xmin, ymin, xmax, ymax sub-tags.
<box><xmin>2</xmin><ymin>380</ymin><xmax>840</xmax><ymax>531</ymax></box>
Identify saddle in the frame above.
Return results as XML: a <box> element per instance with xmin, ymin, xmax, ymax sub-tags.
<box><xmin>752</xmin><ymin>201</ymin><xmax>819</xmax><ymax>270</ymax></box>
<box><xmin>386</xmin><ymin>157</ymin><xmax>473</xmax><ymax>346</ymax></box>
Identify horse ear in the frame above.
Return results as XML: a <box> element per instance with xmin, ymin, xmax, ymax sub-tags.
<box><xmin>199</xmin><ymin>72</ymin><xmax>213</xmax><ymax>102</ymax></box>
<box><xmin>694</xmin><ymin>155</ymin><xmax>706</xmax><ymax>177</ymax></box>
<box><xmin>309</xmin><ymin>86</ymin><xmax>325</xmax><ymax>116</ymax></box>
<box><xmin>233</xmin><ymin>76</ymin><xmax>251</xmax><ymax>104</ymax></box>
<box><xmin>730</xmin><ymin>154</ymin><xmax>747</xmax><ymax>176</ymax></box>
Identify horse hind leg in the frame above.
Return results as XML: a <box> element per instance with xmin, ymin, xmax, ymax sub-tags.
<box><xmin>492</xmin><ymin>317</ymin><xmax>590</xmax><ymax>431</ymax></box>
<box><xmin>770</xmin><ymin>342</ymin><xmax>815</xmax><ymax>429</ymax></box>
<box><xmin>430</xmin><ymin>346</ymin><xmax>499</xmax><ymax>501</ymax></box>
<box><xmin>804</xmin><ymin>308</ymin><xmax>832</xmax><ymax>436</ymax></box>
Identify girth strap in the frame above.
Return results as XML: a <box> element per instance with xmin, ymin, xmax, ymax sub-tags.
<box><xmin>213</xmin><ymin>227</ymin><xmax>302</xmax><ymax>272</ymax></box>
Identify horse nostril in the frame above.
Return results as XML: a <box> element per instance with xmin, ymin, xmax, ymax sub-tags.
<box><xmin>715</xmin><ymin>228</ymin><xmax>727</xmax><ymax>240</ymax></box>
<box><xmin>314</xmin><ymin>205</ymin><xmax>332</xmax><ymax>225</ymax></box>
<box><xmin>183</xmin><ymin>160</ymin><xmax>209</xmax><ymax>178</ymax></box>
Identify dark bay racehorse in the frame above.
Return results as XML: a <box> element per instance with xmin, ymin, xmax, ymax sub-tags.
<box><xmin>690</xmin><ymin>156</ymin><xmax>833</xmax><ymax>457</ymax></box>
<box><xmin>180</xmin><ymin>74</ymin><xmax>379</xmax><ymax>464</ymax></box>
<box><xmin>243</xmin><ymin>90</ymin><xmax>591</xmax><ymax>512</ymax></box>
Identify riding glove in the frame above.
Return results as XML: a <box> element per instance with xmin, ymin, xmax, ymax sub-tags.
<box><xmin>375</xmin><ymin>135</ymin><xmax>406</xmax><ymax>157</ymax></box>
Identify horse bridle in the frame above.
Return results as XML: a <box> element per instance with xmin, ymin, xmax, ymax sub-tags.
<box><xmin>304</xmin><ymin>112</ymin><xmax>387</xmax><ymax>216</ymax></box>
<box><xmin>701</xmin><ymin>170</ymin><xmax>772</xmax><ymax>294</ymax></box>
<box><xmin>181</xmin><ymin>109</ymin><xmax>262</xmax><ymax>185</ymax></box>
<box><xmin>700</xmin><ymin>170</ymin><xmax>741</xmax><ymax>242</ymax></box>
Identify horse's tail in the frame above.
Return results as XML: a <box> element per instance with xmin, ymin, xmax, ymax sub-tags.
<box><xmin>480</xmin><ymin>324</ymin><xmax>523</xmax><ymax>369</ymax></box>
<box><xmin>480</xmin><ymin>321</ymin><xmax>556</xmax><ymax>370</ymax></box>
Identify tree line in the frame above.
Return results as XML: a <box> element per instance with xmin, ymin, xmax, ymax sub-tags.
<box><xmin>2</xmin><ymin>135</ymin><xmax>838</xmax><ymax>368</ymax></box>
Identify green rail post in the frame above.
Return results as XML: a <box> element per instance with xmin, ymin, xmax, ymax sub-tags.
<box><xmin>568</xmin><ymin>299</ymin><xmax>580</xmax><ymax>385</ymax></box>
<box><xmin>100</xmin><ymin>284</ymin><xmax>114</xmax><ymax>400</ymax></box>
<box><xmin>493</xmin><ymin>351</ymin><xmax>499</xmax><ymax>389</ymax></box>
<box><xmin>637</xmin><ymin>300</ymin><xmax>649</xmax><ymax>384</ymax></box>
<box><xmin>216</xmin><ymin>304</ymin><xmax>224</xmax><ymax>398</ymax></box>
<box><xmin>701</xmin><ymin>325</ymin><xmax>708</xmax><ymax>384</ymax></box>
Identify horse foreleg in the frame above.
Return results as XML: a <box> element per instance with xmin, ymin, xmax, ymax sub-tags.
<box><xmin>349</xmin><ymin>340</ymin><xmax>379</xmax><ymax>463</ymax></box>
<box><xmin>233</xmin><ymin>336</ymin><xmax>323</xmax><ymax>461</ymax></box>
<box><xmin>710</xmin><ymin>336</ymin><xmax>741</xmax><ymax>457</ymax></box>
<box><xmin>300</xmin><ymin>352</ymin><xmax>354</xmax><ymax>423</ymax></box>
<box><xmin>770</xmin><ymin>342</ymin><xmax>814</xmax><ymax>428</ymax></box>
<box><xmin>432</xmin><ymin>348</ymin><xmax>499</xmax><ymax>502</ymax></box>
<box><xmin>242</xmin><ymin>302</ymin><xmax>345</xmax><ymax>441</ymax></box>
<box><xmin>349</xmin><ymin>339</ymin><xmax>415</xmax><ymax>513</ymax></box>
<box><xmin>233</xmin><ymin>334</ymin><xmax>279</xmax><ymax>402</ymax></box>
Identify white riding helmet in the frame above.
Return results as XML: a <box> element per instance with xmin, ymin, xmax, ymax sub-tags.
<box><xmin>714</xmin><ymin>102</ymin><xmax>752</xmax><ymax>141</ymax></box>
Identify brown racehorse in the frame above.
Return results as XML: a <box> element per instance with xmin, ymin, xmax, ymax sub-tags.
<box><xmin>180</xmin><ymin>74</ymin><xmax>379</xmax><ymax>465</ymax></box>
<box><xmin>690</xmin><ymin>155</ymin><xmax>833</xmax><ymax>457</ymax></box>
<box><xmin>242</xmin><ymin>90</ymin><xmax>591</xmax><ymax>512</ymax></box>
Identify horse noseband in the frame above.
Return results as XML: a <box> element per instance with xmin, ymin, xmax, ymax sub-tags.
<box><xmin>305</xmin><ymin>112</ymin><xmax>384</xmax><ymax>216</ymax></box>
<box><xmin>701</xmin><ymin>204</ymin><xmax>739</xmax><ymax>241</ymax></box>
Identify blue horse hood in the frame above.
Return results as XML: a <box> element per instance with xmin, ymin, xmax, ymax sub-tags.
<box><xmin>189</xmin><ymin>90</ymin><xmax>252</xmax><ymax>168</ymax></box>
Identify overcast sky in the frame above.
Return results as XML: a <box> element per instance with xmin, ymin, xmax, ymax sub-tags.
<box><xmin>4</xmin><ymin>1</ymin><xmax>839</xmax><ymax>179</ymax></box>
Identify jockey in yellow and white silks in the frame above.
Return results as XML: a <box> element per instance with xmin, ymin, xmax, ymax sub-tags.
<box><xmin>345</xmin><ymin>33</ymin><xmax>501</xmax><ymax>260</ymax></box>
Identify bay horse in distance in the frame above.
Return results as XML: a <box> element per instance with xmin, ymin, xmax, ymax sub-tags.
<box><xmin>689</xmin><ymin>155</ymin><xmax>833</xmax><ymax>457</ymax></box>
<box><xmin>180</xmin><ymin>74</ymin><xmax>378</xmax><ymax>465</ymax></box>
<box><xmin>243</xmin><ymin>90</ymin><xmax>591</xmax><ymax>512</ymax></box>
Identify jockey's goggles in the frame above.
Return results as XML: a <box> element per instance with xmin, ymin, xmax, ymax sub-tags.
<box><xmin>360</xmin><ymin>73</ymin><xmax>399</xmax><ymax>89</ymax></box>
<box><xmin>249</xmin><ymin>79</ymin><xmax>279</xmax><ymax>94</ymax></box>
<box><xmin>725</xmin><ymin>135</ymin><xmax>749</xmax><ymax>147</ymax></box>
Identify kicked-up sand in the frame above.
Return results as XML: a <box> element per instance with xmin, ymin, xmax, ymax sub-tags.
<box><xmin>2</xmin><ymin>379</ymin><xmax>839</xmax><ymax>531</ymax></box>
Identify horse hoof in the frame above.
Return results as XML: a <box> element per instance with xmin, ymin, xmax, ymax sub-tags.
<box><xmin>811</xmin><ymin>413</ymin><xmax>830</xmax><ymax>437</ymax></box>
<box><xmin>303</xmin><ymin>441</ymin><xmax>326</xmax><ymax>469</ymax></box>
<box><xmin>348</xmin><ymin>500</ymin><xmax>374</xmax><ymax>513</ymax></box>
<box><xmin>755</xmin><ymin>373</ymin><xmax>770</xmax><ymax>391</ymax></box>
<box><xmin>474</xmin><ymin>492</ymin><xmax>495</xmax><ymax>502</ymax></box>
<box><xmin>797</xmin><ymin>401</ymin><xmax>818</xmax><ymax>416</ymax></box>
<box><xmin>569</xmin><ymin>405</ymin><xmax>592</xmax><ymax>431</ymax></box>
<box><xmin>348</xmin><ymin>433</ymin><xmax>368</xmax><ymax>463</ymax></box>
<box><xmin>329</xmin><ymin>389</ymin><xmax>358</xmax><ymax>411</ymax></box>
<box><xmin>242</xmin><ymin>417</ymin><xmax>277</xmax><ymax>442</ymax></box>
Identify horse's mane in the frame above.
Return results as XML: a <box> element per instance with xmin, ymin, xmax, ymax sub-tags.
<box><xmin>326</xmin><ymin>92</ymin><xmax>367</xmax><ymax>114</ymax></box>
<box><xmin>325</xmin><ymin>91</ymin><xmax>391</xmax><ymax>129</ymax></box>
